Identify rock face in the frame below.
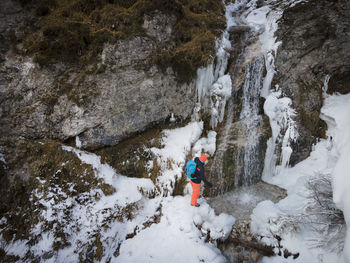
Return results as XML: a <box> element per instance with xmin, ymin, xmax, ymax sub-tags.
<box><xmin>273</xmin><ymin>0</ymin><xmax>350</xmax><ymax>165</ymax></box>
<box><xmin>0</xmin><ymin>3</ymin><xmax>195</xmax><ymax>150</ymax></box>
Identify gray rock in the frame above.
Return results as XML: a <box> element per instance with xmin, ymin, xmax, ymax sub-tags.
<box><xmin>274</xmin><ymin>0</ymin><xmax>350</xmax><ymax>165</ymax></box>
<box><xmin>228</xmin><ymin>25</ymin><xmax>251</xmax><ymax>34</ymax></box>
<box><xmin>142</xmin><ymin>11</ymin><xmax>176</xmax><ymax>43</ymax></box>
<box><xmin>0</xmin><ymin>0</ymin><xmax>22</xmax><ymax>15</ymax></box>
<box><xmin>0</xmin><ymin>11</ymin><xmax>195</xmax><ymax>150</ymax></box>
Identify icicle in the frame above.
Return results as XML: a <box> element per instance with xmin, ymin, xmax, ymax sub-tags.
<box><xmin>194</xmin><ymin>2</ymin><xmax>236</xmax><ymax>128</ymax></box>
<box><xmin>322</xmin><ymin>74</ymin><xmax>331</xmax><ymax>95</ymax></box>
<box><xmin>75</xmin><ymin>136</ymin><xmax>82</xmax><ymax>148</ymax></box>
<box><xmin>196</xmin><ymin>65</ymin><xmax>215</xmax><ymax>106</ymax></box>
<box><xmin>170</xmin><ymin>113</ymin><xmax>176</xmax><ymax>122</ymax></box>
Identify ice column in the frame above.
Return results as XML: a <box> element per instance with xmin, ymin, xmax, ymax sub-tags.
<box><xmin>194</xmin><ymin>2</ymin><xmax>237</xmax><ymax>128</ymax></box>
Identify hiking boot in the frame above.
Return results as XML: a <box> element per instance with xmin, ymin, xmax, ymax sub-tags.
<box><xmin>191</xmin><ymin>204</ymin><xmax>200</xmax><ymax>207</ymax></box>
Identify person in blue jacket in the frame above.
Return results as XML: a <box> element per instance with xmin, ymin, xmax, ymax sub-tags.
<box><xmin>190</xmin><ymin>154</ymin><xmax>213</xmax><ymax>207</ymax></box>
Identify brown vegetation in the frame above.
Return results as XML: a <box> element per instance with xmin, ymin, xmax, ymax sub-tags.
<box><xmin>21</xmin><ymin>0</ymin><xmax>225</xmax><ymax>82</ymax></box>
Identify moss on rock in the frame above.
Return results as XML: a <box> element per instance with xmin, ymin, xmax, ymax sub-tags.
<box><xmin>95</xmin><ymin>127</ymin><xmax>161</xmax><ymax>179</ymax></box>
<box><xmin>0</xmin><ymin>139</ymin><xmax>114</xmax><ymax>246</ymax></box>
<box><xmin>22</xmin><ymin>0</ymin><xmax>225</xmax><ymax>82</ymax></box>
<box><xmin>0</xmin><ymin>248</ymin><xmax>20</xmax><ymax>263</ymax></box>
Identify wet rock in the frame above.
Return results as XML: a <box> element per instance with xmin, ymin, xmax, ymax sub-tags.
<box><xmin>41</xmin><ymin>251</ymin><xmax>55</xmax><ymax>260</ymax></box>
<box><xmin>209</xmin><ymin>182</ymin><xmax>284</xmax><ymax>221</ymax></box>
<box><xmin>228</xmin><ymin>25</ymin><xmax>251</xmax><ymax>34</ymax></box>
<box><xmin>328</xmin><ymin>71</ymin><xmax>350</xmax><ymax>95</ymax></box>
<box><xmin>0</xmin><ymin>1</ymin><xmax>22</xmax><ymax>15</ymax></box>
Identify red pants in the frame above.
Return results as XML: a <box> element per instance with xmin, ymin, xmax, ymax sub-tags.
<box><xmin>190</xmin><ymin>181</ymin><xmax>201</xmax><ymax>206</ymax></box>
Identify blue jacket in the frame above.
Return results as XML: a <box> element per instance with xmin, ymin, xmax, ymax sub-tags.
<box><xmin>190</xmin><ymin>157</ymin><xmax>213</xmax><ymax>187</ymax></box>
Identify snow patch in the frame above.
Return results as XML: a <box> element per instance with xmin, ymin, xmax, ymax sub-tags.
<box><xmin>75</xmin><ymin>136</ymin><xmax>82</xmax><ymax>148</ymax></box>
<box><xmin>63</xmin><ymin>146</ymin><xmax>155</xmax><ymax>206</ymax></box>
<box><xmin>117</xmin><ymin>196</ymin><xmax>235</xmax><ymax>263</ymax></box>
<box><xmin>252</xmin><ymin>93</ymin><xmax>350</xmax><ymax>263</ymax></box>
<box><xmin>192</xmin><ymin>131</ymin><xmax>217</xmax><ymax>157</ymax></box>
<box><xmin>0</xmin><ymin>147</ymin><xmax>6</xmax><ymax>166</ymax></box>
<box><xmin>321</xmin><ymin>93</ymin><xmax>350</xmax><ymax>262</ymax></box>
<box><xmin>149</xmin><ymin>121</ymin><xmax>203</xmax><ymax>195</ymax></box>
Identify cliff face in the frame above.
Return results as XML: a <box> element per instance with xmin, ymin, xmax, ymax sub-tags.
<box><xmin>273</xmin><ymin>0</ymin><xmax>350</xmax><ymax>165</ymax></box>
<box><xmin>0</xmin><ymin>1</ymin><xmax>226</xmax><ymax>259</ymax></box>
<box><xmin>0</xmin><ymin>0</ymin><xmax>225</xmax><ymax>152</ymax></box>
<box><xmin>0</xmin><ymin>0</ymin><xmax>349</xmax><ymax>261</ymax></box>
<box><xmin>1</xmin><ymin>35</ymin><xmax>195</xmax><ymax>150</ymax></box>
<box><xmin>1</xmin><ymin>0</ymin><xmax>348</xmax><ymax>192</ymax></box>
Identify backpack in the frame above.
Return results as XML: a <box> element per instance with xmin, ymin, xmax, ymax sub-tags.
<box><xmin>185</xmin><ymin>160</ymin><xmax>197</xmax><ymax>179</ymax></box>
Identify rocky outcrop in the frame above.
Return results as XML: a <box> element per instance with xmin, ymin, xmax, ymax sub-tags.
<box><xmin>0</xmin><ymin>0</ymin><xmax>24</xmax><ymax>61</ymax></box>
<box><xmin>0</xmin><ymin>2</ymin><xmax>195</xmax><ymax>150</ymax></box>
<box><xmin>273</xmin><ymin>0</ymin><xmax>350</xmax><ymax>165</ymax></box>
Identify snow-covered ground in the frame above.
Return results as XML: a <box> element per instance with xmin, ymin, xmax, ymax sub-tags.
<box><xmin>1</xmin><ymin>121</ymin><xmax>236</xmax><ymax>263</ymax></box>
<box><xmin>75</xmin><ymin>121</ymin><xmax>235</xmax><ymax>263</ymax></box>
<box><xmin>117</xmin><ymin>196</ymin><xmax>235</xmax><ymax>263</ymax></box>
<box><xmin>251</xmin><ymin>93</ymin><xmax>350</xmax><ymax>263</ymax></box>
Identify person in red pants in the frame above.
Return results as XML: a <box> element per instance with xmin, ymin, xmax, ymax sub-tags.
<box><xmin>190</xmin><ymin>154</ymin><xmax>213</xmax><ymax>207</ymax></box>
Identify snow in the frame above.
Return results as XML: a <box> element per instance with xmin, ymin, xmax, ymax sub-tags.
<box><xmin>1</xmin><ymin>143</ymin><xmax>162</xmax><ymax>262</ymax></box>
<box><xmin>321</xmin><ymin>93</ymin><xmax>350</xmax><ymax>262</ymax></box>
<box><xmin>242</xmin><ymin>0</ymin><xmax>299</xmax><ymax>179</ymax></box>
<box><xmin>192</xmin><ymin>131</ymin><xmax>217</xmax><ymax>157</ymax></box>
<box><xmin>169</xmin><ymin>113</ymin><xmax>176</xmax><ymax>122</ymax></box>
<box><xmin>251</xmin><ymin>93</ymin><xmax>350</xmax><ymax>263</ymax></box>
<box><xmin>150</xmin><ymin>122</ymin><xmax>203</xmax><ymax>166</ymax></box>
<box><xmin>117</xmin><ymin>196</ymin><xmax>235</xmax><ymax>263</ymax></box>
<box><xmin>113</xmin><ymin>120</ymin><xmax>234</xmax><ymax>262</ymax></box>
<box><xmin>214</xmin><ymin>1</ymin><xmax>237</xmax><ymax>80</ymax></box>
<box><xmin>63</xmin><ymin>146</ymin><xmax>156</xmax><ymax>206</ymax></box>
<box><xmin>0</xmin><ymin>149</ymin><xmax>6</xmax><ymax>164</ymax></box>
<box><xmin>22</xmin><ymin>60</ymin><xmax>35</xmax><ymax>76</ymax></box>
<box><xmin>242</xmin><ymin>2</ymin><xmax>299</xmax><ymax>179</ymax></box>
<box><xmin>78</xmin><ymin>119</ymin><xmax>233</xmax><ymax>263</ymax></box>
<box><xmin>149</xmin><ymin>121</ymin><xmax>203</xmax><ymax>195</ymax></box>
<box><xmin>195</xmin><ymin>64</ymin><xmax>214</xmax><ymax>108</ymax></box>
<box><xmin>289</xmin><ymin>0</ymin><xmax>309</xmax><ymax>7</ymax></box>
<box><xmin>5</xmin><ymin>239</ymin><xmax>29</xmax><ymax>258</ymax></box>
<box><xmin>244</xmin><ymin>2</ymin><xmax>282</xmax><ymax>98</ymax></box>
<box><xmin>251</xmin><ymin>200</ymin><xmax>284</xmax><ymax>246</ymax></box>
<box><xmin>6</xmin><ymin>1</ymin><xmax>342</xmax><ymax>262</ymax></box>
<box><xmin>30</xmin><ymin>120</ymin><xmax>233</xmax><ymax>263</ymax></box>
<box><xmin>210</xmin><ymin>75</ymin><xmax>232</xmax><ymax>128</ymax></box>
<box><xmin>243</xmin><ymin>1</ymin><xmax>348</xmax><ymax>262</ymax></box>
<box><xmin>75</xmin><ymin>136</ymin><xmax>82</xmax><ymax>148</ymax></box>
